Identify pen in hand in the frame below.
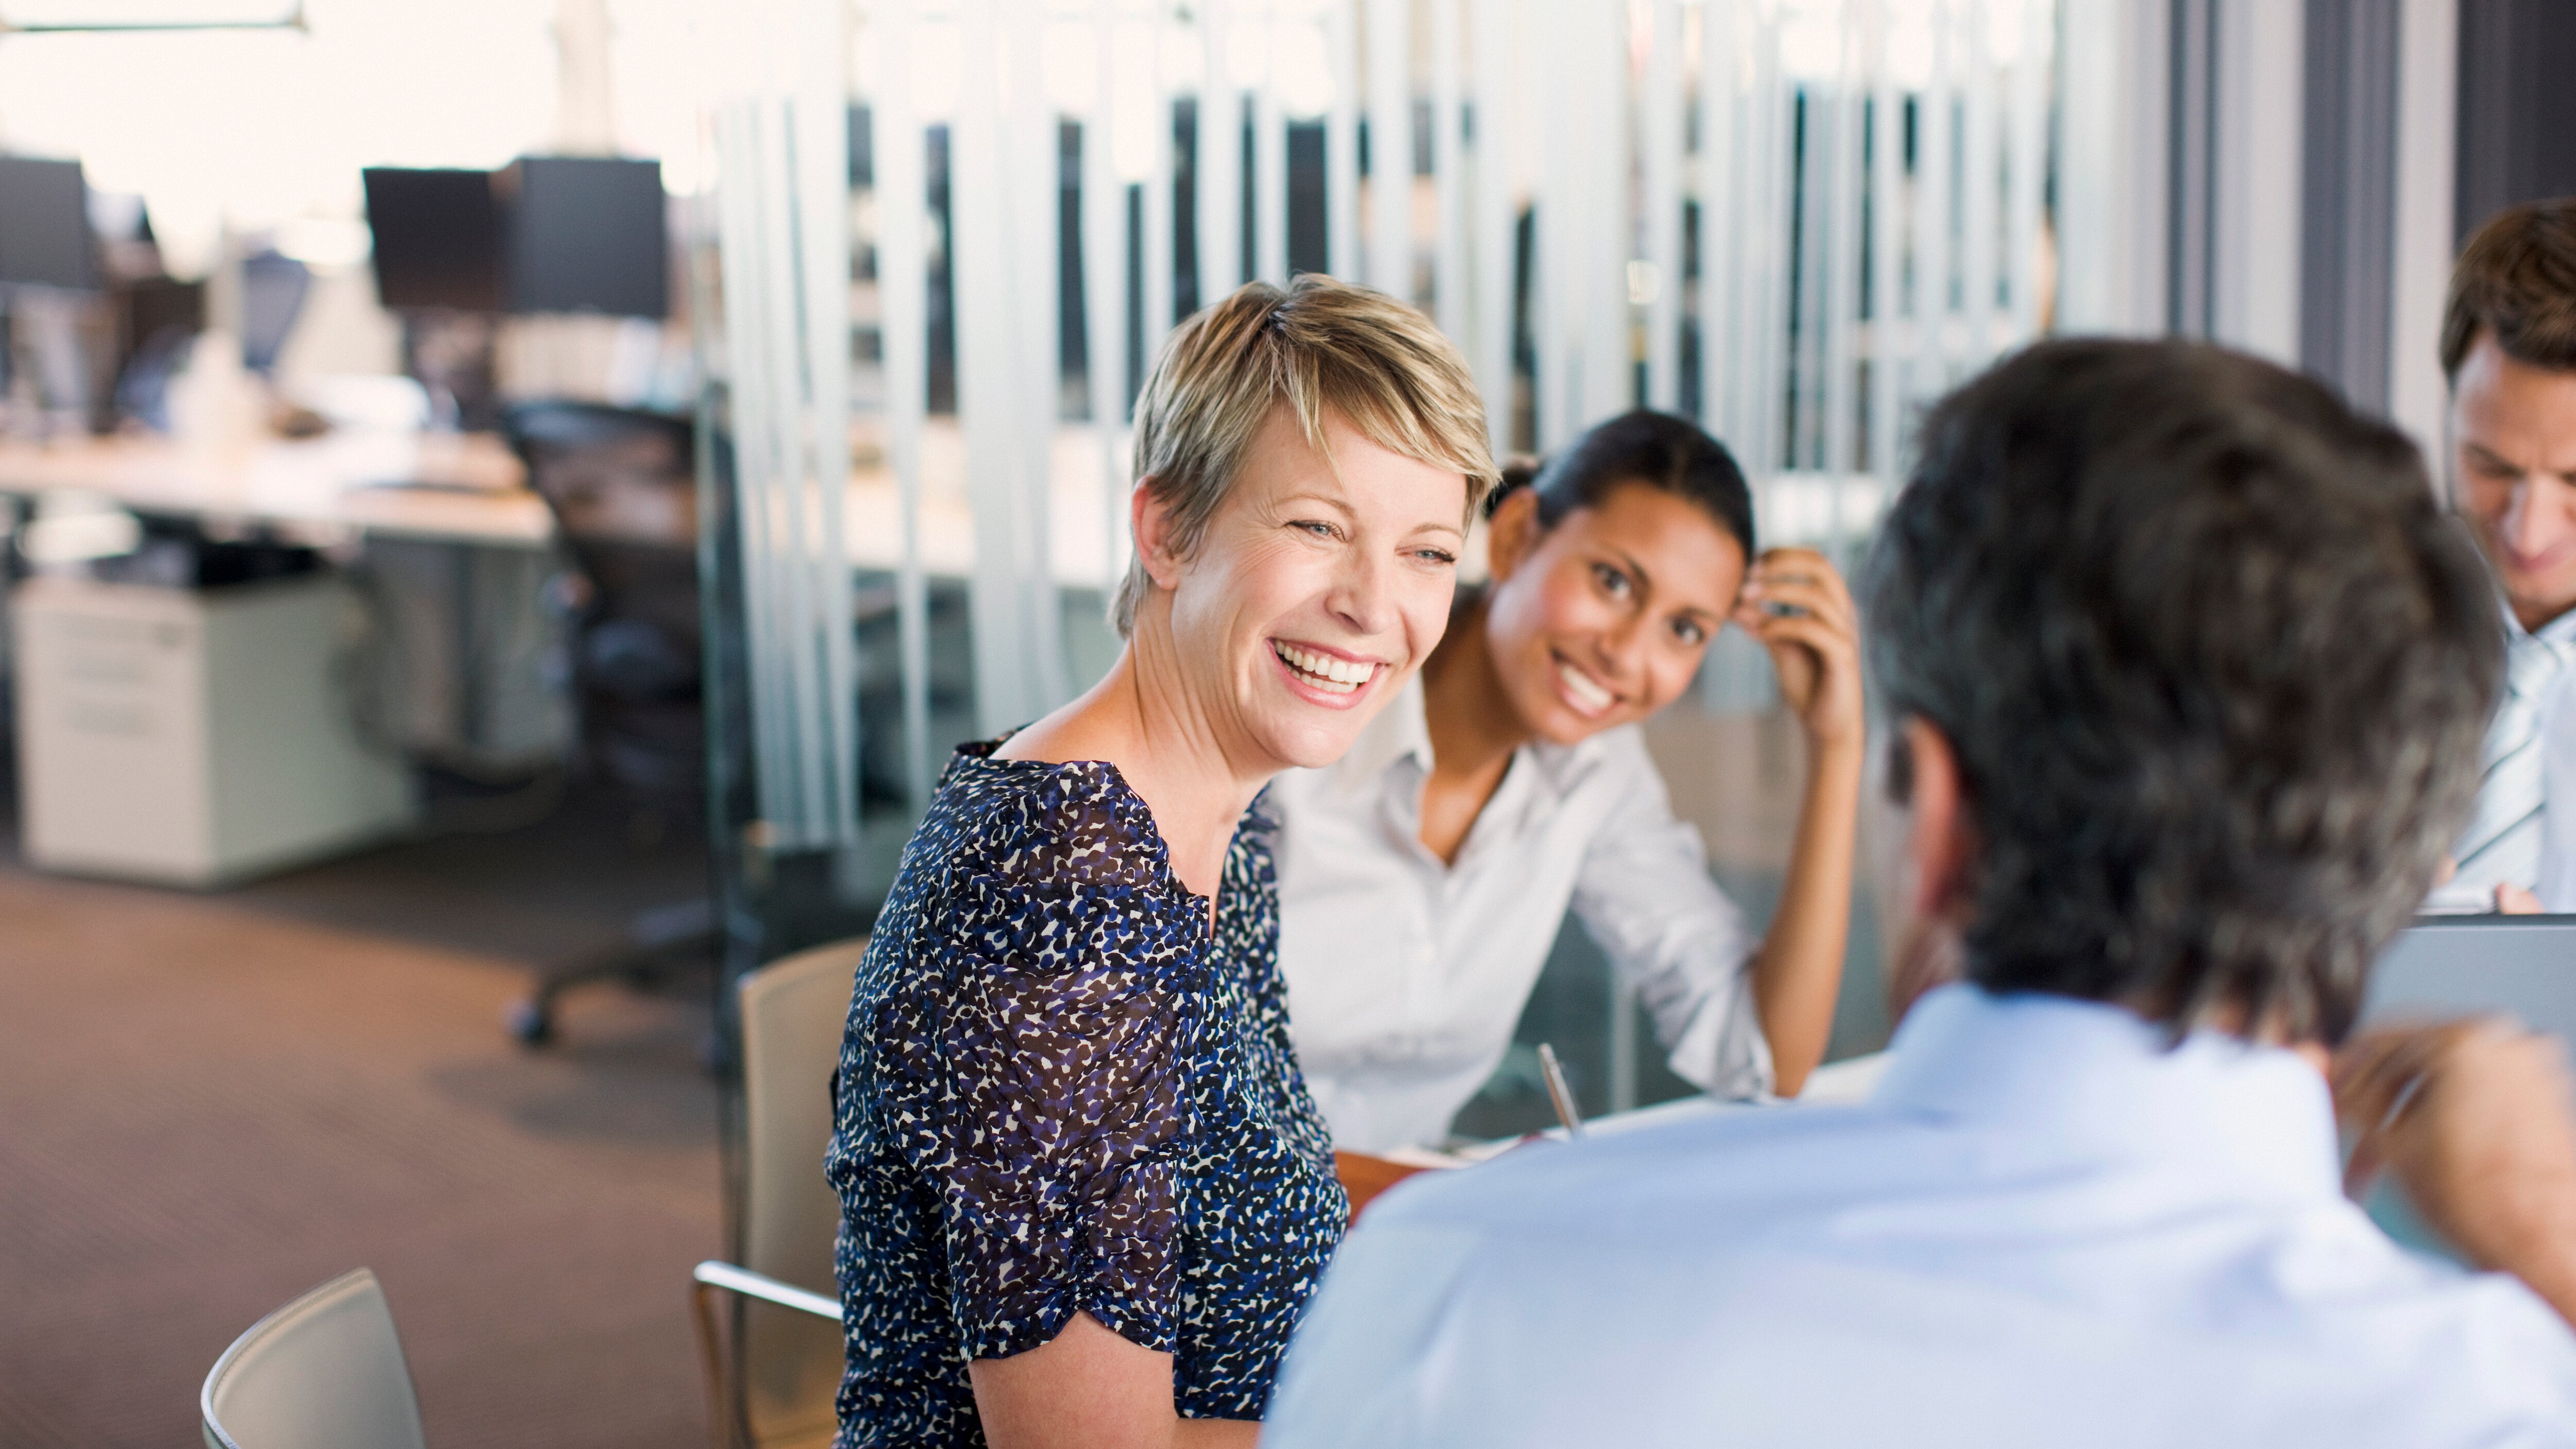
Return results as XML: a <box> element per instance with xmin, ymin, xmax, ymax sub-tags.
<box><xmin>1537</xmin><ymin>1042</ymin><xmax>1585</xmax><ymax>1139</ymax></box>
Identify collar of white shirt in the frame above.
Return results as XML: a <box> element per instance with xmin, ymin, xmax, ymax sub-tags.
<box><xmin>2509</xmin><ymin>597</ymin><xmax>2576</xmax><ymax>651</ymax></box>
<box><xmin>1331</xmin><ymin>672</ymin><xmax>1602</xmax><ymax>805</ymax></box>
<box><xmin>1874</xmin><ymin>983</ymin><xmax>2343</xmax><ymax>1204</ymax></box>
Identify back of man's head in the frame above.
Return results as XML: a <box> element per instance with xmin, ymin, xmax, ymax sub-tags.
<box><xmin>1865</xmin><ymin>339</ymin><xmax>2501</xmax><ymax>1045</ymax></box>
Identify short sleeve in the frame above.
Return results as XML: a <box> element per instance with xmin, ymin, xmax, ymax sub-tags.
<box><xmin>913</xmin><ymin>797</ymin><xmax>1197</xmax><ymax>1362</ymax></box>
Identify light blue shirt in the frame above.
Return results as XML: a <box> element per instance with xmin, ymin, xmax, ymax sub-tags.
<box><xmin>1268</xmin><ymin>985</ymin><xmax>2576</xmax><ymax>1447</ymax></box>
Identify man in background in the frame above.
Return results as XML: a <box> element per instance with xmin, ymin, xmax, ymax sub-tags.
<box><xmin>1263</xmin><ymin>340</ymin><xmax>2576</xmax><ymax>1447</ymax></box>
<box><xmin>2438</xmin><ymin>198</ymin><xmax>2576</xmax><ymax>911</ymax></box>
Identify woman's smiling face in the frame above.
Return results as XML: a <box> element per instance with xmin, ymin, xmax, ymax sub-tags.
<box><xmin>1481</xmin><ymin>481</ymin><xmax>1747</xmax><ymax>745</ymax></box>
<box><xmin>1153</xmin><ymin>405</ymin><xmax>1469</xmax><ymax>773</ymax></box>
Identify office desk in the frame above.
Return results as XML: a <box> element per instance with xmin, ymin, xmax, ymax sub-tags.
<box><xmin>0</xmin><ymin>431</ymin><xmax>550</xmax><ymax>549</ymax></box>
<box><xmin>0</xmin><ymin>423</ymin><xmax>1126</xmax><ymax>586</ymax></box>
<box><xmin>0</xmin><ymin>430</ymin><xmax>565</xmax><ymax>774</ymax></box>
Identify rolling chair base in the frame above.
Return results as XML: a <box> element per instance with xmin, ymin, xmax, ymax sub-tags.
<box><xmin>505</xmin><ymin>896</ymin><xmax>717</xmax><ymax>1047</ymax></box>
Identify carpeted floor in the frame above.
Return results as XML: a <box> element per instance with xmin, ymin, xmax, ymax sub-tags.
<box><xmin>0</xmin><ymin>795</ymin><xmax>727</xmax><ymax>1449</ymax></box>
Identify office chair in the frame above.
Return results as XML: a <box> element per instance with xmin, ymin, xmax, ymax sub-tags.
<box><xmin>239</xmin><ymin>250</ymin><xmax>313</xmax><ymax>378</ymax></box>
<box><xmin>500</xmin><ymin>400</ymin><xmax>714</xmax><ymax>1046</ymax></box>
<box><xmin>109</xmin><ymin>274</ymin><xmax>204</xmax><ymax>430</ymax></box>
<box><xmin>200</xmin><ymin>1268</ymin><xmax>428</xmax><ymax>1449</ymax></box>
<box><xmin>691</xmin><ymin>937</ymin><xmax>867</xmax><ymax>1449</ymax></box>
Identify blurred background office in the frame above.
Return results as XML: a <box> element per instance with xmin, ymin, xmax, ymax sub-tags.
<box><xmin>3</xmin><ymin>2</ymin><xmax>2572</xmax><ymax>1447</ymax></box>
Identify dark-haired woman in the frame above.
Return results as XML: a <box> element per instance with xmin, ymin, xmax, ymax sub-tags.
<box><xmin>1268</xmin><ymin>409</ymin><xmax>1863</xmax><ymax>1152</ymax></box>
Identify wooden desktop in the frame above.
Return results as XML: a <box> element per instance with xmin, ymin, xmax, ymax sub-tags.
<box><xmin>0</xmin><ymin>429</ymin><xmax>548</xmax><ymax>548</ymax></box>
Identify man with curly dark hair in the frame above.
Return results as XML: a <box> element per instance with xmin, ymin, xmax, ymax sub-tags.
<box><xmin>1265</xmin><ymin>340</ymin><xmax>2576</xmax><ymax>1448</ymax></box>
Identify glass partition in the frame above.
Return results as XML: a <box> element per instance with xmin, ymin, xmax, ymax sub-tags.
<box><xmin>701</xmin><ymin>0</ymin><xmax>2067</xmax><ymax>1130</ymax></box>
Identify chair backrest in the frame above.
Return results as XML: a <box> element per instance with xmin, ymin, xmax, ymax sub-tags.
<box><xmin>735</xmin><ymin>937</ymin><xmax>868</xmax><ymax>1447</ymax></box>
<box><xmin>504</xmin><ymin>400</ymin><xmax>699</xmax><ymax>649</ymax></box>
<box><xmin>201</xmin><ymin>1268</ymin><xmax>427</xmax><ymax>1449</ymax></box>
<box><xmin>503</xmin><ymin>400</ymin><xmax>704</xmax><ymax>801</ymax></box>
<box><xmin>505</xmin><ymin>400</ymin><xmax>697</xmax><ymax>542</ymax></box>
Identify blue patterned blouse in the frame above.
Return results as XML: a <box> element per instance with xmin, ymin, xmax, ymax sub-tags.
<box><xmin>825</xmin><ymin>742</ymin><xmax>1348</xmax><ymax>1447</ymax></box>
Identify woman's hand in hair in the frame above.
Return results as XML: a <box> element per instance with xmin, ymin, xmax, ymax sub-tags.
<box><xmin>1737</xmin><ymin>548</ymin><xmax>1868</xmax><ymax>1096</ymax></box>
<box><xmin>1736</xmin><ymin>547</ymin><xmax>1864</xmax><ymax>750</ymax></box>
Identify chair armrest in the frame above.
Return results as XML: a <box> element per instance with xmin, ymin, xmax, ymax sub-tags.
<box><xmin>689</xmin><ymin>1262</ymin><xmax>841</xmax><ymax>1449</ymax></box>
<box><xmin>691</xmin><ymin>1260</ymin><xmax>840</xmax><ymax>1321</ymax></box>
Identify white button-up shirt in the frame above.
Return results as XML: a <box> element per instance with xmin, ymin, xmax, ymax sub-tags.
<box><xmin>2445</xmin><ymin>604</ymin><xmax>2576</xmax><ymax>909</ymax></box>
<box><xmin>1268</xmin><ymin>677</ymin><xmax>1768</xmax><ymax>1153</ymax></box>
<box><xmin>1267</xmin><ymin>985</ymin><xmax>2576</xmax><ymax>1448</ymax></box>
<box><xmin>2518</xmin><ymin>609</ymin><xmax>2576</xmax><ymax>912</ymax></box>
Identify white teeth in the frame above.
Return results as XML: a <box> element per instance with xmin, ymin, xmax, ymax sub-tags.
<box><xmin>1557</xmin><ymin>659</ymin><xmax>1614</xmax><ymax>714</ymax></box>
<box><xmin>1274</xmin><ymin>642</ymin><xmax>1373</xmax><ymax>695</ymax></box>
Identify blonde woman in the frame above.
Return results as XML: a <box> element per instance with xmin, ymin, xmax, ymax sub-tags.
<box><xmin>825</xmin><ymin>277</ymin><xmax>1495</xmax><ymax>1449</ymax></box>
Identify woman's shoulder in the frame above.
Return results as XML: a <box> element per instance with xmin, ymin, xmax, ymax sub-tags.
<box><xmin>902</xmin><ymin>742</ymin><xmax>1178</xmax><ymax>916</ymax></box>
<box><xmin>967</xmin><ymin>748</ymin><xmax>1164</xmax><ymax>864</ymax></box>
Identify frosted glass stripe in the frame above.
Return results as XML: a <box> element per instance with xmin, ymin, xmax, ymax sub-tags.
<box><xmin>1087</xmin><ymin>0</ymin><xmax>1133</xmax><ymax>594</ymax></box>
<box><xmin>871</xmin><ymin>0</ymin><xmax>933</xmax><ymax>811</ymax></box>
<box><xmin>1429</xmin><ymin>0</ymin><xmax>1465</xmax><ymax>339</ymax></box>
<box><xmin>1143</xmin><ymin>8</ymin><xmax>1176</xmax><ymax>365</ymax></box>
<box><xmin>1364</xmin><ymin>0</ymin><xmax>1410</xmax><ymax>297</ymax></box>
<box><xmin>1468</xmin><ymin>0</ymin><xmax>1516</xmax><ymax>459</ymax></box>
<box><xmin>1326</xmin><ymin>0</ymin><xmax>1360</xmax><ymax>277</ymax></box>
<box><xmin>713</xmin><ymin>102</ymin><xmax>795</xmax><ymax>832</ymax></box>
<box><xmin>1253</xmin><ymin>2</ymin><xmax>1288</xmax><ymax>284</ymax></box>
<box><xmin>2006</xmin><ymin>0</ymin><xmax>2047</xmax><ymax>343</ymax></box>
<box><xmin>1960</xmin><ymin>0</ymin><xmax>1999</xmax><ymax>370</ymax></box>
<box><xmin>1201</xmin><ymin>0</ymin><xmax>1243</xmax><ymax>298</ymax></box>
<box><xmin>1642</xmin><ymin>0</ymin><xmax>1683</xmax><ymax>413</ymax></box>
<box><xmin>792</xmin><ymin>0</ymin><xmax>857</xmax><ymax>843</ymax></box>
<box><xmin>1531</xmin><ymin>0</ymin><xmax>1567</xmax><ymax>448</ymax></box>
<box><xmin>1574</xmin><ymin>1</ymin><xmax>1629</xmax><ymax>428</ymax></box>
<box><xmin>1867</xmin><ymin>0</ymin><xmax>1902</xmax><ymax>488</ymax></box>
<box><xmin>1914</xmin><ymin>0</ymin><xmax>1955</xmax><ymax>396</ymax></box>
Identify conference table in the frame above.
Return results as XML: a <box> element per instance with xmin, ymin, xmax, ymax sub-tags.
<box><xmin>1341</xmin><ymin>1051</ymin><xmax>1896</xmax><ymax>1218</ymax></box>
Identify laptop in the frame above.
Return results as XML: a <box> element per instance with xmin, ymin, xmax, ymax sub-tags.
<box><xmin>2364</xmin><ymin>916</ymin><xmax>2576</xmax><ymax>1036</ymax></box>
<box><xmin>2358</xmin><ymin>916</ymin><xmax>2576</xmax><ymax>1260</ymax></box>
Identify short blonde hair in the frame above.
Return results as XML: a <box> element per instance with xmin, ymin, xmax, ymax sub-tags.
<box><xmin>1111</xmin><ymin>275</ymin><xmax>1496</xmax><ymax>636</ymax></box>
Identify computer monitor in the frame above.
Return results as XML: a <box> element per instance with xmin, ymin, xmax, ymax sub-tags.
<box><xmin>362</xmin><ymin>166</ymin><xmax>505</xmax><ymax>312</ymax></box>
<box><xmin>2357</xmin><ymin>916</ymin><xmax>2576</xmax><ymax>1262</ymax></box>
<box><xmin>0</xmin><ymin>156</ymin><xmax>98</xmax><ymax>291</ymax></box>
<box><xmin>500</xmin><ymin>156</ymin><xmax>669</xmax><ymax>319</ymax></box>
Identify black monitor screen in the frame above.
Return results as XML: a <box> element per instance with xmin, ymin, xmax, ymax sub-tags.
<box><xmin>363</xmin><ymin>166</ymin><xmax>503</xmax><ymax>312</ymax></box>
<box><xmin>0</xmin><ymin>156</ymin><xmax>96</xmax><ymax>291</ymax></box>
<box><xmin>502</xmin><ymin>156</ymin><xmax>668</xmax><ymax>319</ymax></box>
